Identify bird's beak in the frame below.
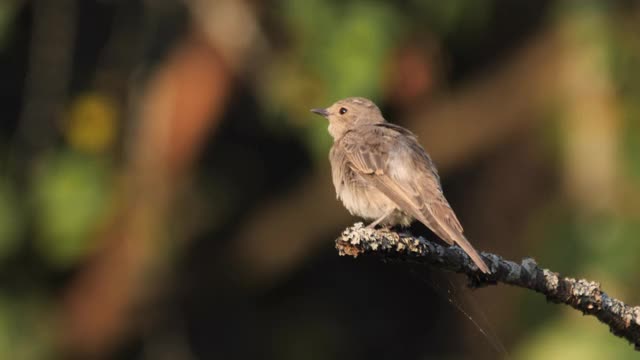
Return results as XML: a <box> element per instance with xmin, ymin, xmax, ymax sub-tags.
<box><xmin>310</xmin><ymin>108</ymin><xmax>329</xmax><ymax>117</ymax></box>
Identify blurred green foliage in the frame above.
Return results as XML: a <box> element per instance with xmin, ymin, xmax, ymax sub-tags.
<box><xmin>622</xmin><ymin>110</ymin><xmax>640</xmax><ymax>182</ymax></box>
<box><xmin>610</xmin><ymin>17</ymin><xmax>640</xmax><ymax>184</ymax></box>
<box><xmin>0</xmin><ymin>295</ymin><xmax>54</xmax><ymax>359</ymax></box>
<box><xmin>0</xmin><ymin>180</ymin><xmax>22</xmax><ymax>262</ymax></box>
<box><xmin>262</xmin><ymin>0</ymin><xmax>403</xmax><ymax>158</ymax></box>
<box><xmin>563</xmin><ymin>1</ymin><xmax>640</xmax><ymax>285</ymax></box>
<box><xmin>31</xmin><ymin>151</ymin><xmax>112</xmax><ymax>267</ymax></box>
<box><xmin>516</xmin><ymin>310</ymin><xmax>638</xmax><ymax>359</ymax></box>
<box><xmin>516</xmin><ymin>3</ymin><xmax>640</xmax><ymax>357</ymax></box>
<box><xmin>0</xmin><ymin>1</ymin><xmax>19</xmax><ymax>49</ymax></box>
<box><xmin>263</xmin><ymin>0</ymin><xmax>501</xmax><ymax>159</ymax></box>
<box><xmin>410</xmin><ymin>0</ymin><xmax>494</xmax><ymax>36</ymax></box>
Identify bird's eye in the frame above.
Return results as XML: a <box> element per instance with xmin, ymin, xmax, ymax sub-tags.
<box><xmin>339</xmin><ymin>107</ymin><xmax>348</xmax><ymax>115</ymax></box>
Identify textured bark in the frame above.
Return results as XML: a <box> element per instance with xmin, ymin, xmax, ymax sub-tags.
<box><xmin>336</xmin><ymin>223</ymin><xmax>640</xmax><ymax>350</ymax></box>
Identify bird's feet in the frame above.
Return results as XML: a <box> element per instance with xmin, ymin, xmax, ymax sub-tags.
<box><xmin>365</xmin><ymin>222</ymin><xmax>393</xmax><ymax>233</ymax></box>
<box><xmin>365</xmin><ymin>210</ymin><xmax>395</xmax><ymax>229</ymax></box>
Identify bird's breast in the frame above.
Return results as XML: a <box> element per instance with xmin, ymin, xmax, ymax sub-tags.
<box><xmin>333</xmin><ymin>167</ymin><xmax>394</xmax><ymax>219</ymax></box>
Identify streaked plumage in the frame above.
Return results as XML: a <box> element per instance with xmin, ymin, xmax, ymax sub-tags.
<box><xmin>311</xmin><ymin>97</ymin><xmax>490</xmax><ymax>273</ymax></box>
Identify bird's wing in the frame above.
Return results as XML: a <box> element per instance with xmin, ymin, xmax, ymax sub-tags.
<box><xmin>339</xmin><ymin>127</ymin><xmax>428</xmax><ymax>225</ymax></box>
<box><xmin>341</xmin><ymin>124</ymin><xmax>489</xmax><ymax>273</ymax></box>
<box><xmin>340</xmin><ymin>125</ymin><xmax>449</xmax><ymax>229</ymax></box>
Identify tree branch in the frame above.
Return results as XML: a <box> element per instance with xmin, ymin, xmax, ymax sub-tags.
<box><xmin>336</xmin><ymin>223</ymin><xmax>640</xmax><ymax>350</ymax></box>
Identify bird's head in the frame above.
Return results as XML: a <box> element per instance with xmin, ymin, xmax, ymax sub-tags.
<box><xmin>311</xmin><ymin>97</ymin><xmax>385</xmax><ymax>140</ymax></box>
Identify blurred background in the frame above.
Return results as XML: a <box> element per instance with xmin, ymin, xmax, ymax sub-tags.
<box><xmin>0</xmin><ymin>0</ymin><xmax>639</xmax><ymax>358</ymax></box>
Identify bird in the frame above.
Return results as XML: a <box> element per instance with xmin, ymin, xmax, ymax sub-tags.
<box><xmin>311</xmin><ymin>97</ymin><xmax>490</xmax><ymax>273</ymax></box>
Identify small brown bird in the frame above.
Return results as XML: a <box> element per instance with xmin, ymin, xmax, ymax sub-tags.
<box><xmin>311</xmin><ymin>97</ymin><xmax>490</xmax><ymax>273</ymax></box>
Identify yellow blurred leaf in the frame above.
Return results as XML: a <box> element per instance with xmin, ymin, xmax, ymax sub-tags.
<box><xmin>65</xmin><ymin>93</ymin><xmax>117</xmax><ymax>153</ymax></box>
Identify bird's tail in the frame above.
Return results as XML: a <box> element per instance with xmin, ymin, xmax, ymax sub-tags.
<box><xmin>452</xmin><ymin>235</ymin><xmax>490</xmax><ymax>274</ymax></box>
<box><xmin>417</xmin><ymin>212</ymin><xmax>490</xmax><ymax>274</ymax></box>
